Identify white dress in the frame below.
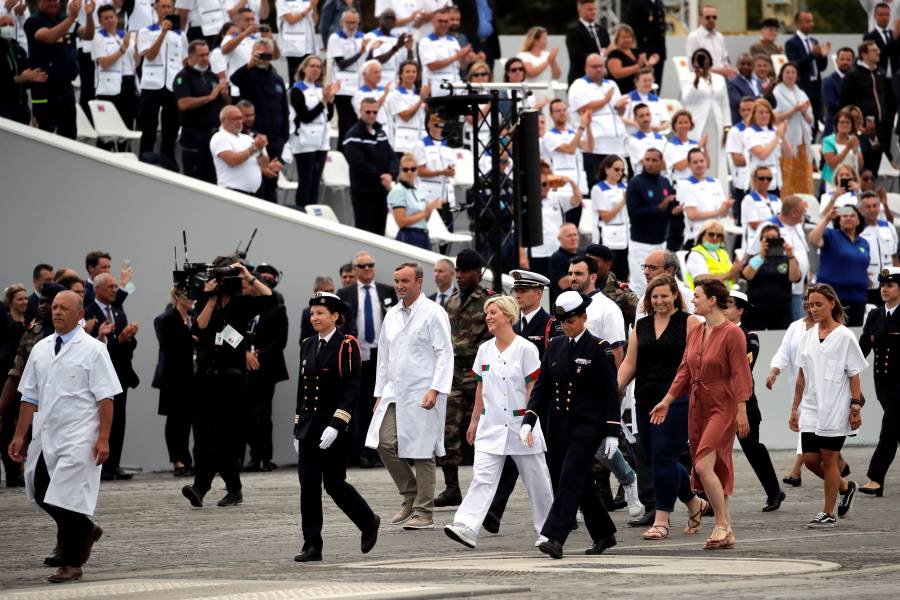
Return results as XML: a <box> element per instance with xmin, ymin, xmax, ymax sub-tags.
<box><xmin>518</xmin><ymin>50</ymin><xmax>555</xmax><ymax>105</ymax></box>
<box><xmin>679</xmin><ymin>72</ymin><xmax>730</xmax><ymax>184</ymax></box>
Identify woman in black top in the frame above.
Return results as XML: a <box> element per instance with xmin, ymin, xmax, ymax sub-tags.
<box><xmin>742</xmin><ymin>223</ymin><xmax>801</xmax><ymax>330</ymax></box>
<box><xmin>0</xmin><ymin>284</ymin><xmax>28</xmax><ymax>486</ymax></box>
<box><xmin>606</xmin><ymin>24</ymin><xmax>659</xmax><ymax>94</ymax></box>
<box><xmin>618</xmin><ymin>275</ymin><xmax>704</xmax><ymax>540</ymax></box>
<box><xmin>152</xmin><ymin>288</ymin><xmax>197</xmax><ymax>477</ymax></box>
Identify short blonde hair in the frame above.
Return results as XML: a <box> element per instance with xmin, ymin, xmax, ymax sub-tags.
<box><xmin>484</xmin><ymin>294</ymin><xmax>520</xmax><ymax>324</ymax></box>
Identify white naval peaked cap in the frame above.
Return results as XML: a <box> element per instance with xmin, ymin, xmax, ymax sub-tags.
<box><xmin>510</xmin><ymin>269</ymin><xmax>551</xmax><ymax>288</ymax></box>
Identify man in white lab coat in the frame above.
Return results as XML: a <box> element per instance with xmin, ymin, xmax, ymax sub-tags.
<box><xmin>8</xmin><ymin>291</ymin><xmax>122</xmax><ymax>584</ymax></box>
<box><xmin>365</xmin><ymin>262</ymin><xmax>453</xmax><ymax>530</ymax></box>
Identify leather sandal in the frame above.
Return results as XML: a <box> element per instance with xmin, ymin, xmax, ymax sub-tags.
<box><xmin>684</xmin><ymin>498</ymin><xmax>709</xmax><ymax>535</ymax></box>
<box><xmin>642</xmin><ymin>524</ymin><xmax>670</xmax><ymax>540</ymax></box>
<box><xmin>704</xmin><ymin>526</ymin><xmax>730</xmax><ymax>550</ymax></box>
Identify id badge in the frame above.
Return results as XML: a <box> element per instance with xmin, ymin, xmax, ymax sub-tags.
<box><xmin>214</xmin><ymin>332</ymin><xmax>224</xmax><ymax>346</ymax></box>
<box><xmin>220</xmin><ymin>324</ymin><xmax>244</xmax><ymax>349</ymax></box>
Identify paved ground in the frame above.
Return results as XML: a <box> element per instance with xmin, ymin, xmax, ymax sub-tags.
<box><xmin>1</xmin><ymin>446</ymin><xmax>898</xmax><ymax>599</ymax></box>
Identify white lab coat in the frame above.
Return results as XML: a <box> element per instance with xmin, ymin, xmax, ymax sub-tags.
<box><xmin>796</xmin><ymin>324</ymin><xmax>868</xmax><ymax>437</ymax></box>
<box><xmin>19</xmin><ymin>327</ymin><xmax>122</xmax><ymax>516</ymax></box>
<box><xmin>680</xmin><ymin>72</ymin><xmax>730</xmax><ymax>184</ymax></box>
<box><xmin>366</xmin><ymin>294</ymin><xmax>453</xmax><ymax>458</ymax></box>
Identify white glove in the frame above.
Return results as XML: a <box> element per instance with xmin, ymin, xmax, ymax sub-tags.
<box><xmin>293</xmin><ymin>438</ymin><xmax>299</xmax><ymax>453</ymax></box>
<box><xmin>519</xmin><ymin>424</ymin><xmax>532</xmax><ymax>444</ymax></box>
<box><xmin>319</xmin><ymin>426</ymin><xmax>338</xmax><ymax>450</ymax></box>
<box><xmin>603</xmin><ymin>436</ymin><xmax>619</xmax><ymax>460</ymax></box>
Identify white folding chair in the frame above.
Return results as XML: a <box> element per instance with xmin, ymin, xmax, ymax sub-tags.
<box><xmin>886</xmin><ymin>192</ymin><xmax>900</xmax><ymax>224</ymax></box>
<box><xmin>87</xmin><ymin>100</ymin><xmax>141</xmax><ymax>150</ymax></box>
<box><xmin>795</xmin><ymin>193</ymin><xmax>820</xmax><ymax>222</ymax></box>
<box><xmin>879</xmin><ymin>154</ymin><xmax>899</xmax><ymax>192</ymax></box>
<box><xmin>451</xmin><ymin>147</ymin><xmax>475</xmax><ymax>189</ymax></box>
<box><xmin>384</xmin><ymin>210</ymin><xmax>399</xmax><ymax>239</ymax></box>
<box><xmin>305</xmin><ymin>204</ymin><xmax>340</xmax><ymax>223</ymax></box>
<box><xmin>427</xmin><ymin>211</ymin><xmax>472</xmax><ymax>248</ymax></box>
<box><xmin>671</xmin><ymin>56</ymin><xmax>691</xmax><ymax>85</ymax></box>
<box><xmin>75</xmin><ymin>104</ymin><xmax>98</xmax><ymax>141</ymax></box>
<box><xmin>578</xmin><ymin>198</ymin><xmax>594</xmax><ymax>236</ymax></box>
<box><xmin>771</xmin><ymin>54</ymin><xmax>788</xmax><ymax>74</ymax></box>
<box><xmin>660</xmin><ymin>98</ymin><xmax>683</xmax><ymax>121</ymax></box>
<box><xmin>276</xmin><ymin>172</ymin><xmax>299</xmax><ymax>205</ymax></box>
<box><xmin>321</xmin><ymin>150</ymin><xmax>350</xmax><ymax>189</ymax></box>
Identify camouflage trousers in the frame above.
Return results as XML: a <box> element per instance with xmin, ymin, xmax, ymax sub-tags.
<box><xmin>438</xmin><ymin>371</ymin><xmax>477</xmax><ymax>467</ymax></box>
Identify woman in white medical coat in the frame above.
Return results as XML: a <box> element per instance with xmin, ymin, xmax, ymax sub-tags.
<box><xmin>791</xmin><ymin>283</ymin><xmax>868</xmax><ymax>528</ymax></box>
<box><xmin>444</xmin><ymin>295</ymin><xmax>554</xmax><ymax>549</ymax></box>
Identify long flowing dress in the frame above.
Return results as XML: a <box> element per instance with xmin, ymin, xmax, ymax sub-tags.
<box><xmin>666</xmin><ymin>320</ymin><xmax>753</xmax><ymax>495</ymax></box>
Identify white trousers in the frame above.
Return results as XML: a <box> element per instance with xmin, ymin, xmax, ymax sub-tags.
<box><xmin>628</xmin><ymin>240</ymin><xmax>665</xmax><ymax>300</ymax></box>
<box><xmin>452</xmin><ymin>450</ymin><xmax>554</xmax><ymax>537</ymax></box>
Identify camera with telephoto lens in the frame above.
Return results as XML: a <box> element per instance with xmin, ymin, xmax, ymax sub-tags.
<box><xmin>172</xmin><ymin>230</ymin><xmax>259</xmax><ymax>300</ymax></box>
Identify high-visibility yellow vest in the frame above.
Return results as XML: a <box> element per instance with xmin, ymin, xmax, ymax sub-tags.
<box><xmin>685</xmin><ymin>245</ymin><xmax>734</xmax><ymax>289</ymax></box>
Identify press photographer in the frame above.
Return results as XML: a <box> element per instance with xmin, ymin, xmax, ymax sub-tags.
<box><xmin>180</xmin><ymin>258</ymin><xmax>275</xmax><ymax>509</ymax></box>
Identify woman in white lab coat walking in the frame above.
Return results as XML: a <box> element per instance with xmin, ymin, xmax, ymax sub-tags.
<box><xmin>444</xmin><ymin>295</ymin><xmax>554</xmax><ymax>549</ymax></box>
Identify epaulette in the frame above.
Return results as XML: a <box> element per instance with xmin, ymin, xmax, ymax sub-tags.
<box><xmin>618</xmin><ymin>282</ymin><xmax>630</xmax><ymax>290</ymax></box>
<box><xmin>27</xmin><ymin>319</ymin><xmax>39</xmax><ymax>332</ymax></box>
<box><xmin>338</xmin><ymin>334</ymin><xmax>360</xmax><ymax>377</ymax></box>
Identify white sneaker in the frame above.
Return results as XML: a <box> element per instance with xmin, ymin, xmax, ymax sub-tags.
<box><xmin>624</xmin><ymin>481</ymin><xmax>644</xmax><ymax>517</ymax></box>
<box><xmin>534</xmin><ymin>535</ymin><xmax>549</xmax><ymax>548</ymax></box>
<box><xmin>444</xmin><ymin>523</ymin><xmax>477</xmax><ymax>548</ymax></box>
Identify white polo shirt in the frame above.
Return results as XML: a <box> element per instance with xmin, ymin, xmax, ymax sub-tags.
<box><xmin>585</xmin><ymin>290</ymin><xmax>626</xmax><ymax>347</ymax></box>
<box><xmin>418</xmin><ymin>32</ymin><xmax>461</xmax><ymax>96</ymax></box>
<box><xmin>623</xmin><ymin>90</ymin><xmax>668</xmax><ymax>133</ymax></box>
<box><xmin>543</xmin><ymin>126</ymin><xmax>587</xmax><ymax>193</ymax></box>
<box><xmin>677</xmin><ymin>175</ymin><xmax>726</xmax><ymax>243</ymax></box>
<box><xmin>626</xmin><ymin>131</ymin><xmax>667</xmax><ymax>175</ymax></box>
<box><xmin>567</xmin><ymin>76</ymin><xmax>626</xmax><ymax>155</ymax></box>
<box><xmin>137</xmin><ymin>24</ymin><xmax>186</xmax><ymax>91</ymax></box>
<box><xmin>861</xmin><ymin>220</ymin><xmax>899</xmax><ymax>290</ymax></box>
<box><xmin>724</xmin><ymin>122</ymin><xmax>750</xmax><ymax>190</ymax></box>
<box><xmin>210</xmin><ymin>128</ymin><xmax>263</xmax><ymax>192</ymax></box>
<box><xmin>662</xmin><ymin>136</ymin><xmax>699</xmax><ymax>182</ymax></box>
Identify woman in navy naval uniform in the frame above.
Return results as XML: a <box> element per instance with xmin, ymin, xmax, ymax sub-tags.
<box><xmin>293</xmin><ymin>292</ymin><xmax>380</xmax><ymax>563</ymax></box>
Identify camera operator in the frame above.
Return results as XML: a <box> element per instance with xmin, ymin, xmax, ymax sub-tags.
<box><xmin>181</xmin><ymin>260</ymin><xmax>275</xmax><ymax>508</ymax></box>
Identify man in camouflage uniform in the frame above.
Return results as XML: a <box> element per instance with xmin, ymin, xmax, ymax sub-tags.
<box><xmin>436</xmin><ymin>249</ymin><xmax>492</xmax><ymax>507</ymax></box>
<box><xmin>586</xmin><ymin>244</ymin><xmax>638</xmax><ymax>327</ymax></box>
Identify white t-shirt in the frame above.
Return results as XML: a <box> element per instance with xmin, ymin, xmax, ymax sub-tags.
<box><xmin>327</xmin><ymin>30</ymin><xmax>365</xmax><ymax>95</ymax></box>
<box><xmin>126</xmin><ymin>0</ymin><xmax>154</xmax><ymax>32</ymax></box>
<box><xmin>744</xmin><ymin>125</ymin><xmax>781</xmax><ymax>189</ymax></box>
<box><xmin>623</xmin><ymin>91</ymin><xmax>668</xmax><ymax>133</ymax></box>
<box><xmin>585</xmin><ymin>291</ymin><xmax>626</xmax><ymax>347</ymax></box>
<box><xmin>418</xmin><ymin>32</ymin><xmax>461</xmax><ymax>96</ymax></box>
<box><xmin>662</xmin><ymin>136</ymin><xmax>699</xmax><ymax>182</ymax></box>
<box><xmin>591</xmin><ymin>180</ymin><xmax>628</xmax><ymax>248</ymax></box>
<box><xmin>626</xmin><ymin>131</ymin><xmax>667</xmax><ymax>175</ymax></box>
<box><xmin>741</xmin><ymin>191</ymin><xmax>782</xmax><ymax>246</ymax></box>
<box><xmin>543</xmin><ymin>126</ymin><xmax>586</xmax><ymax>193</ymax></box>
<box><xmin>209</xmin><ymin>47</ymin><xmax>227</xmax><ymax>75</ymax></box>
<box><xmin>725</xmin><ymin>122</ymin><xmax>749</xmax><ymax>190</ymax></box>
<box><xmin>677</xmin><ymin>175</ymin><xmax>726</xmax><ymax>244</ymax></box>
<box><xmin>797</xmin><ymin>324</ymin><xmax>868</xmax><ymax>437</ymax></box>
<box><xmin>0</xmin><ymin>1</ymin><xmax>30</xmax><ymax>49</ymax></box>
<box><xmin>531</xmin><ymin>194</ymin><xmax>567</xmax><ymax>258</ymax></box>
<box><xmin>174</xmin><ymin>0</ymin><xmax>226</xmax><ymax>36</ymax></box>
<box><xmin>567</xmin><ymin>76</ymin><xmax>626</xmax><ymax>155</ymax></box>
<box><xmin>210</xmin><ymin>128</ymin><xmax>263</xmax><ymax>192</ymax></box>
<box><xmin>374</xmin><ymin>0</ymin><xmax>421</xmax><ymax>36</ymax></box>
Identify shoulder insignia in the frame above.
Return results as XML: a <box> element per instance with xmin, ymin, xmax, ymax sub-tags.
<box><xmin>618</xmin><ymin>282</ymin><xmax>629</xmax><ymax>290</ymax></box>
<box><xmin>27</xmin><ymin>319</ymin><xmax>38</xmax><ymax>332</ymax></box>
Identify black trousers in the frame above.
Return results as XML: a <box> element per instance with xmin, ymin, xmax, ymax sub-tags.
<box><xmin>186</xmin><ymin>27</ymin><xmax>217</xmax><ymax>48</ymax></box>
<box><xmin>164</xmin><ymin>411</ymin><xmax>194</xmax><ymax>467</ymax></box>
<box><xmin>334</xmin><ymin>95</ymin><xmax>357</xmax><ymax>148</ymax></box>
<box><xmin>0</xmin><ymin>398</ymin><xmax>22</xmax><ymax>484</ymax></box>
<box><xmin>352</xmin><ymin>356</ymin><xmax>379</xmax><ymax>462</ymax></box>
<box><xmin>31</xmin><ymin>82</ymin><xmax>77</xmax><ymax>140</ymax></box>
<box><xmin>542</xmin><ymin>438</ymin><xmax>616</xmax><ymax>545</ymax></box>
<box><xmin>34</xmin><ymin>453</ymin><xmax>94</xmax><ymax>568</ymax></box>
<box><xmin>737</xmin><ymin>402</ymin><xmax>780</xmax><ymax>502</ymax></box>
<box><xmin>744</xmin><ymin>303</ymin><xmax>793</xmax><ymax>331</ymax></box>
<box><xmin>244</xmin><ymin>372</ymin><xmax>277</xmax><ymax>464</ymax></box>
<box><xmin>192</xmin><ymin>373</ymin><xmax>243</xmax><ymax>495</ymax></box>
<box><xmin>285</xmin><ymin>55</ymin><xmax>310</xmax><ymax>83</ymax></box>
<box><xmin>77</xmin><ymin>50</ymin><xmax>95</xmax><ymax>118</ymax></box>
<box><xmin>351</xmin><ymin>189</ymin><xmax>388</xmax><ymax>234</ymax></box>
<box><xmin>294</xmin><ymin>150</ymin><xmax>327</xmax><ymax>208</ymax></box>
<box><xmin>298</xmin><ymin>434</ymin><xmax>376</xmax><ymax>550</ymax></box>
<box><xmin>867</xmin><ymin>380</ymin><xmax>900</xmax><ymax>485</ymax></box>
<box><xmin>181</xmin><ymin>126</ymin><xmax>217</xmax><ymax>184</ymax></box>
<box><xmin>258</xmin><ymin>136</ymin><xmax>286</xmax><ymax>202</ymax></box>
<box><xmin>583</xmin><ymin>153</ymin><xmax>607</xmax><ymax>190</ymax></box>
<box><xmin>102</xmin><ymin>390</ymin><xmax>127</xmax><ymax>475</ymax></box>
<box><xmin>0</xmin><ymin>101</ymin><xmax>30</xmax><ymax>124</ymax></box>
<box><xmin>138</xmin><ymin>87</ymin><xmax>179</xmax><ymax>163</ymax></box>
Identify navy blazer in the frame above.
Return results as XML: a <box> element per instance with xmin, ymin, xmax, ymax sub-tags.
<box><xmin>863</xmin><ymin>28</ymin><xmax>900</xmax><ymax>78</ymax></box>
<box><xmin>785</xmin><ymin>34</ymin><xmax>827</xmax><ymax>96</ymax></box>
<box><xmin>85</xmin><ymin>300</ymin><xmax>139</xmax><ymax>389</ymax></box>
<box><xmin>727</xmin><ymin>75</ymin><xmax>760</xmax><ymax>124</ymax></box>
<box><xmin>821</xmin><ymin>71</ymin><xmax>844</xmax><ymax>136</ymax></box>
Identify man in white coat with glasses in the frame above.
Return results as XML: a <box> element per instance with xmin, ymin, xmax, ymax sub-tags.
<box><xmin>365</xmin><ymin>261</ymin><xmax>453</xmax><ymax>531</ymax></box>
<box><xmin>8</xmin><ymin>290</ymin><xmax>121</xmax><ymax>584</ymax></box>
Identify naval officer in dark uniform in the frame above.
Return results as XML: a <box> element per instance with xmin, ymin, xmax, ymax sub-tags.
<box><xmin>521</xmin><ymin>291</ymin><xmax>620</xmax><ymax>559</ymax></box>
<box><xmin>294</xmin><ymin>292</ymin><xmax>380</xmax><ymax>563</ymax></box>
<box><xmin>859</xmin><ymin>267</ymin><xmax>900</xmax><ymax>497</ymax></box>
<box><xmin>482</xmin><ymin>270</ymin><xmax>563</xmax><ymax>534</ymax></box>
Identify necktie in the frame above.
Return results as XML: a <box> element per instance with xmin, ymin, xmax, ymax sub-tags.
<box><xmin>317</xmin><ymin>338</ymin><xmax>326</xmax><ymax>357</ymax></box>
<box><xmin>587</xmin><ymin>23</ymin><xmax>601</xmax><ymax>52</ymax></box>
<box><xmin>521</xmin><ymin>316</ymin><xmax>528</xmax><ymax>331</ymax></box>
<box><xmin>568</xmin><ymin>338</ymin><xmax>577</xmax><ymax>357</ymax></box>
<box><xmin>363</xmin><ymin>286</ymin><xmax>375</xmax><ymax>343</ymax></box>
<box><xmin>805</xmin><ymin>37</ymin><xmax>818</xmax><ymax>79</ymax></box>
<box><xmin>438</xmin><ymin>292</ymin><xmax>446</xmax><ymax>306</ymax></box>
<box><xmin>105</xmin><ymin>306</ymin><xmax>114</xmax><ymax>326</ymax></box>
<box><xmin>54</xmin><ymin>336</ymin><xmax>62</xmax><ymax>355</ymax></box>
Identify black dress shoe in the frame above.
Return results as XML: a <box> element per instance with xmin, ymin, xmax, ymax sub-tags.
<box><xmin>538</xmin><ymin>538</ymin><xmax>564</xmax><ymax>560</ymax></box>
<box><xmin>361</xmin><ymin>515</ymin><xmax>380</xmax><ymax>553</ymax></box>
<box><xmin>359</xmin><ymin>455</ymin><xmax>376</xmax><ymax>469</ymax></box>
<box><xmin>216</xmin><ymin>491</ymin><xmax>243</xmax><ymax>507</ymax></box>
<box><xmin>584</xmin><ymin>535</ymin><xmax>617</xmax><ymax>555</ymax></box>
<box><xmin>482</xmin><ymin>511</ymin><xmax>501</xmax><ymax>534</ymax></box>
<box><xmin>294</xmin><ymin>547</ymin><xmax>323</xmax><ymax>562</ymax></box>
<box><xmin>182</xmin><ymin>485</ymin><xmax>204</xmax><ymax>508</ymax></box>
<box><xmin>858</xmin><ymin>485</ymin><xmax>884</xmax><ymax>497</ymax></box>
<box><xmin>434</xmin><ymin>486</ymin><xmax>462</xmax><ymax>507</ymax></box>
<box><xmin>782</xmin><ymin>475</ymin><xmax>802</xmax><ymax>487</ymax></box>
<box><xmin>43</xmin><ymin>545</ymin><xmax>63</xmax><ymax>567</ymax></box>
<box><xmin>628</xmin><ymin>509</ymin><xmax>655</xmax><ymax>527</ymax></box>
<box><xmin>762</xmin><ymin>490</ymin><xmax>786</xmax><ymax>513</ymax></box>
<box><xmin>263</xmin><ymin>461</ymin><xmax>278</xmax><ymax>471</ymax></box>
<box><xmin>101</xmin><ymin>471</ymin><xmax>115</xmax><ymax>481</ymax></box>
<box><xmin>242</xmin><ymin>462</ymin><xmax>264</xmax><ymax>473</ymax></box>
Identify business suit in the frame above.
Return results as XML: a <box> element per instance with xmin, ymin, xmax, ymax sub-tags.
<box><xmin>785</xmin><ymin>33</ymin><xmax>827</xmax><ymax>135</ymax></box>
<box><xmin>864</xmin><ymin>26</ymin><xmax>900</xmax><ymax>135</ymax></box>
<box><xmin>152</xmin><ymin>304</ymin><xmax>196</xmax><ymax>468</ymax></box>
<box><xmin>484</xmin><ymin>308</ymin><xmax>564</xmax><ymax>532</ymax></box>
<box><xmin>625</xmin><ymin>0</ymin><xmax>667</xmax><ymax>85</ymax></box>
<box><xmin>565</xmin><ymin>19</ymin><xmax>611</xmax><ymax>85</ymax></box>
<box><xmin>727</xmin><ymin>75</ymin><xmax>761</xmax><ymax>124</ymax></box>
<box><xmin>428</xmin><ymin>289</ymin><xmax>455</xmax><ymax>307</ymax></box>
<box><xmin>294</xmin><ymin>329</ymin><xmax>378</xmax><ymax>553</ymax></box>
<box><xmin>337</xmin><ymin>281</ymin><xmax>398</xmax><ymax>463</ymax></box>
<box><xmin>524</xmin><ymin>330</ymin><xmax>620</xmax><ymax>548</ymax></box>
<box><xmin>456</xmin><ymin>0</ymin><xmax>501</xmax><ymax>69</ymax></box>
<box><xmin>84</xmin><ymin>279</ymin><xmax>128</xmax><ymax>309</ymax></box>
<box><xmin>840</xmin><ymin>61</ymin><xmax>889</xmax><ymax>173</ymax></box>
<box><xmin>821</xmin><ymin>71</ymin><xmax>845</xmax><ymax>136</ymax></box>
<box><xmin>85</xmin><ymin>300</ymin><xmax>138</xmax><ymax>477</ymax></box>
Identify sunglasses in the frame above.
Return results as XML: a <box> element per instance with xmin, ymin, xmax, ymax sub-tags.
<box><xmin>706</xmin><ymin>232</ymin><xmax>724</xmax><ymax>240</ymax></box>
<box><xmin>470</xmin><ymin>72</ymin><xmax>490</xmax><ymax>78</ymax></box>
<box><xmin>354</xmin><ymin>263</ymin><xmax>375</xmax><ymax>269</ymax></box>
<box><xmin>757</xmin><ymin>176</ymin><xmax>773</xmax><ymax>181</ymax></box>
<box><xmin>507</xmin><ymin>67</ymin><xmax>525</xmax><ymax>73</ymax></box>
<box><xmin>363</xmin><ymin>110</ymin><xmax>379</xmax><ymax>115</ymax></box>
<box><xmin>401</xmin><ymin>166</ymin><xmax>417</xmax><ymax>173</ymax></box>
<box><xmin>704</xmin><ymin>15</ymin><xmax>717</xmax><ymax>20</ymax></box>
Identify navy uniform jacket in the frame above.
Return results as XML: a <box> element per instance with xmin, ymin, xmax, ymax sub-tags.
<box><xmin>740</xmin><ymin>324</ymin><xmax>762</xmax><ymax>424</ymax></box>
<box><xmin>247</xmin><ymin>290</ymin><xmax>289</xmax><ymax>384</ymax></box>
<box><xmin>860</xmin><ymin>306</ymin><xmax>900</xmax><ymax>385</ymax></box>
<box><xmin>294</xmin><ymin>330</ymin><xmax>360</xmax><ymax>441</ymax></box>
<box><xmin>525</xmin><ymin>330</ymin><xmax>620</xmax><ymax>443</ymax></box>
<box><xmin>514</xmin><ymin>308</ymin><xmax>564</xmax><ymax>360</ymax></box>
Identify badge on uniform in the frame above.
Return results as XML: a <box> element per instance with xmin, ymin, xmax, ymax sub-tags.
<box><xmin>220</xmin><ymin>324</ymin><xmax>244</xmax><ymax>349</ymax></box>
<box><xmin>574</xmin><ymin>358</ymin><xmax>592</xmax><ymax>365</ymax></box>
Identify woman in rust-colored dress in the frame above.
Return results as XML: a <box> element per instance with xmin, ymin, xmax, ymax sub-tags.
<box><xmin>651</xmin><ymin>280</ymin><xmax>753</xmax><ymax>550</ymax></box>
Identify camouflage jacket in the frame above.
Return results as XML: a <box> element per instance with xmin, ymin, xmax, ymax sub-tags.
<box><xmin>8</xmin><ymin>319</ymin><xmax>50</xmax><ymax>379</ymax></box>
<box><xmin>445</xmin><ymin>285</ymin><xmax>492</xmax><ymax>374</ymax></box>
<box><xmin>601</xmin><ymin>273</ymin><xmax>638</xmax><ymax>326</ymax></box>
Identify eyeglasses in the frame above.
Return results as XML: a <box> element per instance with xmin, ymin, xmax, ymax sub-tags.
<box><xmin>401</xmin><ymin>166</ymin><xmax>417</xmax><ymax>173</ymax></box>
<box><xmin>705</xmin><ymin>232</ymin><xmax>724</xmax><ymax>240</ymax></box>
<box><xmin>470</xmin><ymin>72</ymin><xmax>490</xmax><ymax>78</ymax></box>
<box><xmin>354</xmin><ymin>263</ymin><xmax>375</xmax><ymax>270</ymax></box>
<box><xmin>756</xmin><ymin>175</ymin><xmax>773</xmax><ymax>181</ymax></box>
<box><xmin>641</xmin><ymin>264</ymin><xmax>664</xmax><ymax>271</ymax></box>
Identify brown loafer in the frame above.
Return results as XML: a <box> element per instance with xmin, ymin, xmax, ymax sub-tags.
<box><xmin>48</xmin><ymin>566</ymin><xmax>82</xmax><ymax>583</ymax></box>
<box><xmin>81</xmin><ymin>525</ymin><xmax>103</xmax><ymax>565</ymax></box>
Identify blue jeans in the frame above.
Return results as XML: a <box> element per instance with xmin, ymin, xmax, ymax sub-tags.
<box><xmin>635</xmin><ymin>400</ymin><xmax>695</xmax><ymax>513</ymax></box>
<box><xmin>595</xmin><ymin>447</ymin><xmax>636</xmax><ymax>486</ymax></box>
<box><xmin>396</xmin><ymin>228</ymin><xmax>430</xmax><ymax>250</ymax></box>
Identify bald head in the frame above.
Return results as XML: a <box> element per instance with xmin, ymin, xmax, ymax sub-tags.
<box><xmin>584</xmin><ymin>53</ymin><xmax>605</xmax><ymax>83</ymax></box>
<box><xmin>220</xmin><ymin>105</ymin><xmax>243</xmax><ymax>134</ymax></box>
<box><xmin>52</xmin><ymin>291</ymin><xmax>84</xmax><ymax>335</ymax></box>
